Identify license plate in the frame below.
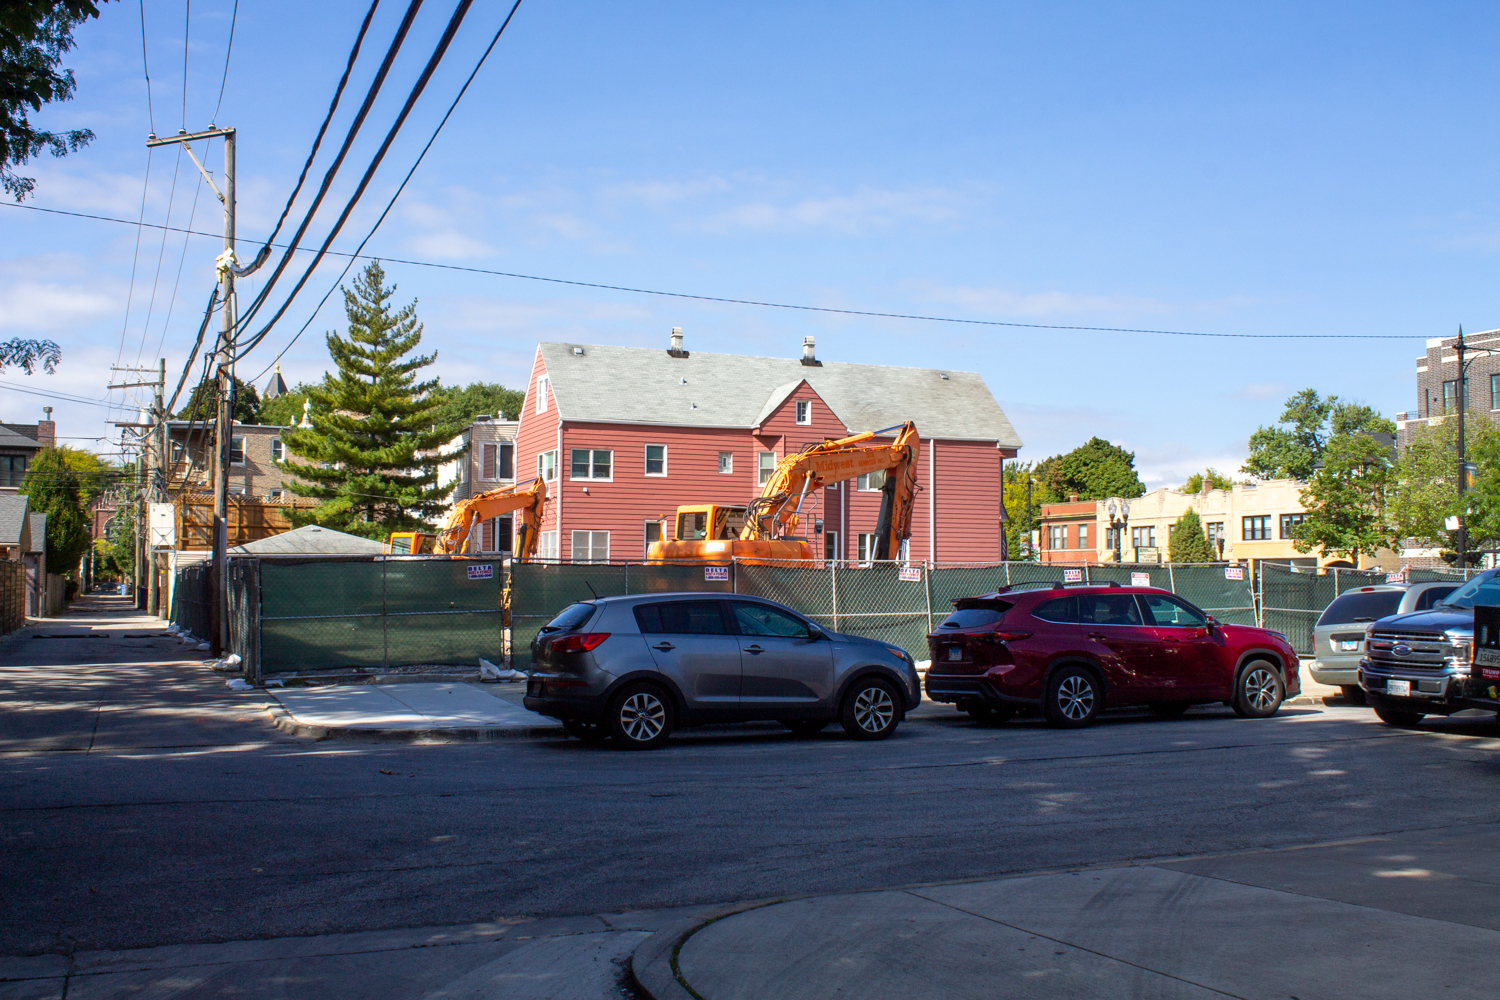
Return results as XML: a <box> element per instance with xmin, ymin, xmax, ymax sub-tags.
<box><xmin>1340</xmin><ymin>640</ymin><xmax>1361</xmax><ymax>652</ymax></box>
<box><xmin>1477</xmin><ymin>647</ymin><xmax>1500</xmax><ymax>667</ymax></box>
<box><xmin>947</xmin><ymin>646</ymin><xmax>963</xmax><ymax>662</ymax></box>
<box><xmin>1387</xmin><ymin>679</ymin><xmax>1411</xmax><ymax>697</ymax></box>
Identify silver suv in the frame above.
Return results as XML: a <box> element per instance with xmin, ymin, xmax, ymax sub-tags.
<box><xmin>1311</xmin><ymin>582</ymin><xmax>1456</xmax><ymax>703</ymax></box>
<box><xmin>522</xmin><ymin>593</ymin><xmax>922</xmax><ymax>749</ymax></box>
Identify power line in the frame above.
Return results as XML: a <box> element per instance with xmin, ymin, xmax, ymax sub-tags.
<box><xmin>135</xmin><ymin>146</ymin><xmax>185</xmax><ymax>364</ymax></box>
<box><xmin>213</xmin><ymin>0</ymin><xmax>238</xmax><ymax>122</ymax></box>
<box><xmin>151</xmin><ymin>171</ymin><xmax>207</xmax><ymax>364</ymax></box>
<box><xmin>113</xmin><ymin>153</ymin><xmax>154</xmax><ymax>368</ymax></box>
<box><xmin>2</xmin><ymin>200</ymin><xmax>1435</xmax><ymax>343</ymax></box>
<box><xmin>182</xmin><ymin>0</ymin><xmax>190</xmax><ymax>129</ymax></box>
<box><xmin>138</xmin><ymin>0</ymin><xmax>155</xmax><ymax>134</ymax></box>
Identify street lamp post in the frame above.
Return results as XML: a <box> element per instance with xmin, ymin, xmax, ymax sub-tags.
<box><xmin>1107</xmin><ymin>499</ymin><xmax>1130</xmax><ymax>563</ymax></box>
<box><xmin>1026</xmin><ymin>477</ymin><xmax>1036</xmax><ymax>561</ymax></box>
<box><xmin>1452</xmin><ymin>326</ymin><xmax>1499</xmax><ymax>569</ymax></box>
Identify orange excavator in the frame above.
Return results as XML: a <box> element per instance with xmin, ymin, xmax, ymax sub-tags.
<box><xmin>647</xmin><ymin>422</ymin><xmax>921</xmax><ymax>564</ymax></box>
<box><xmin>386</xmin><ymin>477</ymin><xmax>548</xmax><ymax>558</ymax></box>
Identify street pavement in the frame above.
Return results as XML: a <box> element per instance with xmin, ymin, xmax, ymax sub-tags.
<box><xmin>4</xmin><ymin>594</ymin><xmax>1500</xmax><ymax>999</ymax></box>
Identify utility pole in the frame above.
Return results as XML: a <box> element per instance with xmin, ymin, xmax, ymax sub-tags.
<box><xmin>111</xmin><ymin>363</ymin><xmax>167</xmax><ymax>614</ymax></box>
<box><xmin>1457</xmin><ymin>327</ymin><xmax>1467</xmax><ymax>571</ymax></box>
<box><xmin>148</xmin><ymin>125</ymin><xmax>236</xmax><ymax>652</ymax></box>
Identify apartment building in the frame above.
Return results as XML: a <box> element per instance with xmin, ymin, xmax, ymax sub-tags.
<box><xmin>437</xmin><ymin>416</ymin><xmax>519</xmax><ymax>553</ymax></box>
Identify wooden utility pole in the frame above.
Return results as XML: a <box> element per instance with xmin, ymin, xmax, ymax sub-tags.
<box><xmin>148</xmin><ymin>125</ymin><xmax>236</xmax><ymax>652</ymax></box>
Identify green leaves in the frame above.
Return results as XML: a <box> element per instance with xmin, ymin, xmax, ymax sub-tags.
<box><xmin>1292</xmin><ymin>432</ymin><xmax>1396</xmax><ymax>559</ymax></box>
<box><xmin>18</xmin><ymin>445</ymin><xmax>113</xmax><ymax>573</ymax></box>
<box><xmin>1181</xmin><ymin>468</ymin><xmax>1234</xmax><ymax>493</ymax></box>
<box><xmin>1243</xmin><ymin>388</ymin><xmax>1394</xmax><ymax>481</ymax></box>
<box><xmin>1167</xmin><ymin>508</ymin><xmax>1217</xmax><ymax>563</ymax></box>
<box><xmin>1036</xmin><ymin>437</ymin><xmax>1145</xmax><ymax>503</ymax></box>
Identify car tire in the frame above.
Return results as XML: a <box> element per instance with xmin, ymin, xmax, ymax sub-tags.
<box><xmin>1148</xmin><ymin>701</ymin><xmax>1191</xmax><ymax>718</ymax></box>
<box><xmin>1044</xmin><ymin>666</ymin><xmax>1102</xmax><ymax>728</ymax></box>
<box><xmin>781</xmin><ymin>719</ymin><xmax>829</xmax><ymax>736</ymax></box>
<box><xmin>563</xmin><ymin>719</ymin><xmax>609</xmax><ymax>743</ymax></box>
<box><xmin>1234</xmin><ymin>662</ymin><xmax>1284</xmax><ymax>719</ymax></box>
<box><xmin>605</xmin><ymin>682</ymin><xmax>675</xmax><ymax>750</ymax></box>
<box><xmin>1373</xmin><ymin>702</ymin><xmax>1425</xmax><ymax>728</ymax></box>
<box><xmin>1340</xmin><ymin>685</ymin><xmax>1368</xmax><ymax>706</ymax></box>
<box><xmin>966</xmin><ymin>704</ymin><xmax>1016</xmax><ymax>725</ymax></box>
<box><xmin>840</xmin><ymin>677</ymin><xmax>901</xmax><ymax>740</ymax></box>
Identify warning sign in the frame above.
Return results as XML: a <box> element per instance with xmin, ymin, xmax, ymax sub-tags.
<box><xmin>1063</xmin><ymin>569</ymin><xmax>1083</xmax><ymax>582</ymax></box>
<box><xmin>1131</xmin><ymin>572</ymin><xmax>1151</xmax><ymax>587</ymax></box>
<box><xmin>467</xmin><ymin>564</ymin><xmax>493</xmax><ymax>580</ymax></box>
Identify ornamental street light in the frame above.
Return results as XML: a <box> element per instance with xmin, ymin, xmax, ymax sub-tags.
<box><xmin>1107</xmin><ymin>498</ymin><xmax>1130</xmax><ymax>563</ymax></box>
<box><xmin>1453</xmin><ymin>326</ymin><xmax>1499</xmax><ymax>569</ymax></box>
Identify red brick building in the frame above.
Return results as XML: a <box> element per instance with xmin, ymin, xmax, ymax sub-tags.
<box><xmin>514</xmin><ymin>332</ymin><xmax>1023</xmax><ymax>563</ymax></box>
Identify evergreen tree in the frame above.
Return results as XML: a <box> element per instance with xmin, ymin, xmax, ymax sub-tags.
<box><xmin>277</xmin><ymin>261</ymin><xmax>463</xmax><ymax>539</ymax></box>
<box><xmin>1167</xmin><ymin>508</ymin><xmax>1217</xmax><ymax>563</ymax></box>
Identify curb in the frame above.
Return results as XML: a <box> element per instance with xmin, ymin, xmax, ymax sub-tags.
<box><xmin>630</xmin><ymin>900</ymin><xmax>778</xmax><ymax>1000</ymax></box>
<box><xmin>262</xmin><ymin>702</ymin><xmax>564</xmax><ymax>742</ymax></box>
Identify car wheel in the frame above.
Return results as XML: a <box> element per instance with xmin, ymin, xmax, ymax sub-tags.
<box><xmin>1148</xmin><ymin>702</ymin><xmax>1191</xmax><ymax>718</ymax></box>
<box><xmin>781</xmin><ymin>719</ymin><xmax>829</xmax><ymax>736</ymax></box>
<box><xmin>1340</xmin><ymin>685</ymin><xmax>1368</xmax><ymax>706</ymax></box>
<box><xmin>563</xmin><ymin>719</ymin><xmax>609</xmax><ymax>743</ymax></box>
<box><xmin>606</xmin><ymin>682</ymin><xmax>674</xmax><ymax>750</ymax></box>
<box><xmin>1234</xmin><ymin>662</ymin><xmax>1284</xmax><ymax>719</ymax></box>
<box><xmin>966</xmin><ymin>704</ymin><xmax>1016</xmax><ymax>725</ymax></box>
<box><xmin>1044</xmin><ymin>666</ymin><xmax>1101</xmax><ymax>728</ymax></box>
<box><xmin>1373</xmin><ymin>702</ymin><xmax>1425</xmax><ymax>728</ymax></box>
<box><xmin>841</xmin><ymin>677</ymin><xmax>901</xmax><ymax>740</ymax></box>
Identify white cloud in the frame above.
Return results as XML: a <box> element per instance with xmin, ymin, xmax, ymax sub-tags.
<box><xmin>404</xmin><ymin>231</ymin><xmax>496</xmax><ymax>260</ymax></box>
<box><xmin>0</xmin><ymin>255</ymin><xmax>123</xmax><ymax>333</ymax></box>
<box><xmin>707</xmin><ymin>185</ymin><xmax>966</xmax><ymax>235</ymax></box>
<box><xmin>603</xmin><ymin>176</ymin><xmax>732</xmax><ymax>208</ymax></box>
<box><xmin>1235</xmin><ymin>381</ymin><xmax>1287</xmax><ymax>400</ymax></box>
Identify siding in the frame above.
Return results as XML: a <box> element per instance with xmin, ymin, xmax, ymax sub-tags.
<box><xmin>932</xmin><ymin>439</ymin><xmax>1001</xmax><ymax>562</ymax></box>
<box><xmin>514</xmin><ymin>350</ymin><xmax>562</xmax><ymax>538</ymax></box>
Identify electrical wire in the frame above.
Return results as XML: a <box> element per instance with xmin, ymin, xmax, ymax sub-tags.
<box><xmin>135</xmin><ymin>146</ymin><xmax>185</xmax><ymax>364</ymax></box>
<box><xmin>213</xmin><ymin>0</ymin><xmax>236</xmax><ymax>121</ymax></box>
<box><xmin>3</xmin><ymin>199</ymin><xmax>1440</xmax><ymax>343</ymax></box>
<box><xmin>182</xmin><ymin>0</ymin><xmax>190</xmax><ymax>129</ymax></box>
<box><xmin>151</xmin><ymin>172</ymin><xmax>207</xmax><ymax>364</ymax></box>
<box><xmin>165</xmin><ymin>286</ymin><xmax>220</xmax><ymax>414</ymax></box>
<box><xmin>244</xmin><ymin>0</ymin><xmax>526</xmax><ymax>375</ymax></box>
<box><xmin>138</xmin><ymin>0</ymin><xmax>155</xmax><ymax>135</ymax></box>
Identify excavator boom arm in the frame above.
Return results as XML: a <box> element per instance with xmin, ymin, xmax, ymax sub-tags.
<box><xmin>433</xmin><ymin>477</ymin><xmax>548</xmax><ymax>558</ymax></box>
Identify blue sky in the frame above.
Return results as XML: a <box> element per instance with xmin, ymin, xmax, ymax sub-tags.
<box><xmin>3</xmin><ymin>1</ymin><xmax>1497</xmax><ymax>487</ymax></box>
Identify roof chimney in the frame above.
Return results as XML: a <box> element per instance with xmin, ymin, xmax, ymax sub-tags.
<box><xmin>800</xmin><ymin>335</ymin><xmax>822</xmax><ymax>367</ymax></box>
<box><xmin>667</xmin><ymin>326</ymin><xmax>689</xmax><ymax>358</ymax></box>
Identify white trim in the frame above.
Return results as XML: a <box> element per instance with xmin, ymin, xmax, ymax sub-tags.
<box><xmin>718</xmin><ymin>451</ymin><xmax>734</xmax><ymax>474</ymax></box>
<box><xmin>795</xmin><ymin>399</ymin><xmax>812</xmax><ymax>424</ymax></box>
<box><xmin>535</xmin><ymin>375</ymin><xmax>550</xmax><ymax>414</ymax></box>
<box><xmin>569</xmin><ymin>448</ymin><xmax>614</xmax><ymax>482</ymax></box>
<box><xmin>644</xmin><ymin>443</ymin><xmax>668</xmax><ymax>477</ymax></box>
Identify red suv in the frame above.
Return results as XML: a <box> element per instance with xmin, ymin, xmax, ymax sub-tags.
<box><xmin>924</xmin><ymin>582</ymin><xmax>1299</xmax><ymax>727</ymax></box>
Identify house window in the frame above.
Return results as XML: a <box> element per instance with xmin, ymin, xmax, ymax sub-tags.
<box><xmin>857</xmin><ymin>470</ymin><xmax>887</xmax><ymax>492</ymax></box>
<box><xmin>0</xmin><ymin>455</ymin><xmax>26</xmax><ymax>488</ymax></box>
<box><xmin>170</xmin><ymin>440</ymin><xmax>185</xmax><ymax>464</ymax></box>
<box><xmin>1443</xmin><ymin>378</ymin><xmax>1468</xmax><ymax>415</ymax></box>
<box><xmin>535</xmin><ymin>375</ymin><xmax>550</xmax><ymax>414</ymax></box>
<box><xmin>571</xmin><ymin>530</ymin><xmax>610</xmax><ymax>563</ymax></box>
<box><xmin>857</xmin><ymin>533</ymin><xmax>877</xmax><ymax>564</ymax></box>
<box><xmin>824</xmin><ymin>530</ymin><xmax>839</xmax><ymax>562</ymax></box>
<box><xmin>271</xmin><ymin>438</ymin><xmax>284</xmax><ymax>462</ymax></box>
<box><xmin>1131</xmin><ymin>526</ymin><xmax>1156</xmax><ymax>548</ymax></box>
<box><xmin>229</xmin><ymin>486</ymin><xmax>246</xmax><ymax>496</ymax></box>
<box><xmin>898</xmin><ymin>538</ymin><xmax>910</xmax><ymax>562</ymax></box>
<box><xmin>718</xmin><ymin>451</ymin><xmax>734</xmax><ymax>474</ymax></box>
<box><xmin>645</xmin><ymin>444</ymin><xmax>667</xmax><ymax>476</ymax></box>
<box><xmin>1492</xmin><ymin>373</ymin><xmax>1500</xmax><ymax>410</ymax></box>
<box><xmin>495</xmin><ymin>517</ymin><xmax>513</xmax><ymax>552</ymax></box>
<box><xmin>269</xmin><ymin>489</ymin><xmax>285</xmax><ymax>499</ymax></box>
<box><xmin>1242</xmin><ymin>515</ymin><xmax>1271</xmax><ymax>541</ymax></box>
<box><xmin>758</xmin><ymin>451</ymin><xmax>776</xmax><ymax>486</ymax></box>
<box><xmin>537</xmin><ymin>450</ymin><xmax>557</xmax><ymax>481</ymax></box>
<box><xmin>644</xmin><ymin>520</ymin><xmax>662</xmax><ymax>559</ymax></box>
<box><xmin>795</xmin><ymin>399</ymin><xmax>811</xmax><ymax>424</ymax></box>
<box><xmin>1049</xmin><ymin>525</ymin><xmax>1068</xmax><ymax>549</ymax></box>
<box><xmin>570</xmin><ymin>448</ymin><xmax>612</xmax><ymax>480</ymax></box>
<box><xmin>1279</xmin><ymin>513</ymin><xmax>1306</xmax><ymax>539</ymax></box>
<box><xmin>1077</xmin><ymin>523</ymin><xmax>1089</xmax><ymax>549</ymax></box>
<box><xmin>482</xmin><ymin>444</ymin><xmax>497</xmax><ymax>480</ymax></box>
<box><xmin>1105</xmin><ymin>527</ymin><xmax>1120</xmax><ymax>551</ymax></box>
<box><xmin>1206</xmin><ymin>521</ymin><xmax>1224</xmax><ymax>546</ymax></box>
<box><xmin>498</xmin><ymin>444</ymin><xmax>514</xmax><ymax>479</ymax></box>
<box><xmin>538</xmin><ymin>530</ymin><xmax>558</xmax><ymax>560</ymax></box>
<box><xmin>230</xmin><ymin>436</ymin><xmax>245</xmax><ymax>464</ymax></box>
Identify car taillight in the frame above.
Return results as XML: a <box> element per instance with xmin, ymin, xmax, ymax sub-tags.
<box><xmin>985</xmin><ymin>631</ymin><xmax>1032</xmax><ymax>642</ymax></box>
<box><xmin>551</xmin><ymin>632</ymin><xmax>610</xmax><ymax>654</ymax></box>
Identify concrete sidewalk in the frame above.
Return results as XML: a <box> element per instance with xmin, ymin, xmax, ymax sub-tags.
<box><xmin>634</xmin><ymin>823</ymin><xmax>1500</xmax><ymax>999</ymax></box>
<box><xmin>266</xmin><ymin>681</ymin><xmax>562</xmax><ymax>739</ymax></box>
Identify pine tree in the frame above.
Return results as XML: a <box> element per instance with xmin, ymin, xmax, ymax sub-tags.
<box><xmin>1167</xmin><ymin>508</ymin><xmax>1217</xmax><ymax>563</ymax></box>
<box><xmin>278</xmin><ymin>261</ymin><xmax>463</xmax><ymax>539</ymax></box>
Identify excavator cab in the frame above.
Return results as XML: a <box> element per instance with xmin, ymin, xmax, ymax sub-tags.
<box><xmin>386</xmin><ymin>532</ymin><xmax>436</xmax><ymax>555</ymax></box>
<box><xmin>675</xmin><ymin>504</ymin><xmax>746</xmax><ymax>541</ymax></box>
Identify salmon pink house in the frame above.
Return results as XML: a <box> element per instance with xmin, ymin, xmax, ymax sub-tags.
<box><xmin>514</xmin><ymin>331</ymin><xmax>1023</xmax><ymax>563</ymax></box>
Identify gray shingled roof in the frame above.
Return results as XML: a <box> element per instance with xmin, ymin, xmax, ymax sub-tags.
<box><xmin>228</xmin><ymin>524</ymin><xmax>386</xmax><ymax>555</ymax></box>
<box><xmin>25</xmin><ymin>512</ymin><xmax>45</xmax><ymax>553</ymax></box>
<box><xmin>538</xmin><ymin>343</ymin><xmax>1023</xmax><ymax>447</ymax></box>
<box><xmin>0</xmin><ymin>425</ymin><xmax>40</xmax><ymax>449</ymax></box>
<box><xmin>0</xmin><ymin>494</ymin><xmax>27</xmax><ymax>546</ymax></box>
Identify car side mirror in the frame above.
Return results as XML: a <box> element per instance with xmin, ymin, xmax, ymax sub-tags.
<box><xmin>1205</xmin><ymin>616</ymin><xmax>1219</xmax><ymax>632</ymax></box>
<box><xmin>806</xmin><ymin>625</ymin><xmax>825</xmax><ymax>641</ymax></box>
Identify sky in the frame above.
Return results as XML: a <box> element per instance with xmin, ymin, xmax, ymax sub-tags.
<box><xmin>3</xmin><ymin>0</ymin><xmax>1498</xmax><ymax>489</ymax></box>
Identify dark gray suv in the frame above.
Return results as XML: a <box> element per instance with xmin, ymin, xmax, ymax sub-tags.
<box><xmin>523</xmin><ymin>593</ymin><xmax>922</xmax><ymax>749</ymax></box>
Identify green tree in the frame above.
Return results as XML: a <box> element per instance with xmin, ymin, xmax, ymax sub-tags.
<box><xmin>1035</xmin><ymin>437</ymin><xmax>1145</xmax><ymax>502</ymax></box>
<box><xmin>100</xmin><ymin>506</ymin><xmax>133</xmax><ymax>579</ymax></box>
<box><xmin>1182</xmin><ymin>468</ymin><xmax>1234</xmax><ymax>493</ymax></box>
<box><xmin>1243</xmin><ymin>389</ymin><xmax>1395</xmax><ymax>480</ymax></box>
<box><xmin>277</xmin><ymin>261</ymin><xmax>462</xmax><ymax>539</ymax></box>
<box><xmin>2</xmin><ymin>1</ymin><xmax>112</xmax><ymax>201</ymax></box>
<box><xmin>1291</xmin><ymin>432</ymin><xmax>1396</xmax><ymax>559</ymax></box>
<box><xmin>432</xmin><ymin>382</ymin><xmax>526</xmax><ymax>425</ymax></box>
<box><xmin>1167</xmin><ymin>508</ymin><xmax>1217</xmax><ymax>563</ymax></box>
<box><xmin>18</xmin><ymin>445</ymin><xmax>111</xmax><ymax>574</ymax></box>
<box><xmin>260</xmin><ymin>381</ymin><xmax>316</xmax><ymax>427</ymax></box>
<box><xmin>1002</xmin><ymin>461</ymin><xmax>1040</xmax><ymax>559</ymax></box>
<box><xmin>1388</xmin><ymin>420</ymin><xmax>1464</xmax><ymax>548</ymax></box>
<box><xmin>175</xmin><ymin>375</ymin><xmax>262</xmax><ymax>423</ymax></box>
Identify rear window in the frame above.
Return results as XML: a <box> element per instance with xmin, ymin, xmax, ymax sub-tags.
<box><xmin>938</xmin><ymin>608</ymin><xmax>1006</xmax><ymax>629</ymax></box>
<box><xmin>1316</xmin><ymin>590</ymin><xmax>1403</xmax><ymax>626</ymax></box>
<box><xmin>634</xmin><ymin>601</ymin><xmax>729</xmax><ymax>635</ymax></box>
<box><xmin>542</xmin><ymin>602</ymin><xmax>596</xmax><ymax>633</ymax></box>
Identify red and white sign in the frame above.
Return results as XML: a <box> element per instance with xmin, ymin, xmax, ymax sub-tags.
<box><xmin>1063</xmin><ymin>569</ymin><xmax>1083</xmax><ymax>582</ymax></box>
<box><xmin>1131</xmin><ymin>572</ymin><xmax>1151</xmax><ymax>587</ymax></box>
<box><xmin>1224</xmin><ymin>567</ymin><xmax>1245</xmax><ymax>580</ymax></box>
<box><xmin>898</xmin><ymin>566</ymin><xmax>922</xmax><ymax>583</ymax></box>
<box><xmin>703</xmin><ymin>566</ymin><xmax>729</xmax><ymax>582</ymax></box>
<box><xmin>1386</xmin><ymin>571</ymin><xmax>1407</xmax><ymax>584</ymax></box>
<box><xmin>466</xmin><ymin>564</ymin><xmax>493</xmax><ymax>580</ymax></box>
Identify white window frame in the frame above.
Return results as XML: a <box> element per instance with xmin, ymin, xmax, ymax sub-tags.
<box><xmin>537</xmin><ymin>450</ymin><xmax>557</xmax><ymax>482</ymax></box>
<box><xmin>535</xmin><ymin>375</ymin><xmax>550</xmax><ymax>414</ymax></box>
<box><xmin>718</xmin><ymin>451</ymin><xmax>734</xmax><ymax>474</ymax></box>
<box><xmin>571</xmin><ymin>530</ymin><xmax>610</xmax><ymax>564</ymax></box>
<box><xmin>271</xmin><ymin>438</ymin><xmax>284</xmax><ymax>462</ymax></box>
<box><xmin>570</xmin><ymin>448</ymin><xmax>613</xmax><ymax>481</ymax></box>
<box><xmin>1077</xmin><ymin>523</ymin><xmax>1089</xmax><ymax>549</ymax></box>
<box><xmin>230</xmin><ymin>436</ymin><xmax>246</xmax><ymax>465</ymax></box>
<box><xmin>795</xmin><ymin>399</ymin><xmax>811</xmax><ymax>424</ymax></box>
<box><xmin>1049</xmin><ymin>525</ymin><xmax>1067</xmax><ymax>550</ymax></box>
<box><xmin>644</xmin><ymin>519</ymin><xmax>663</xmax><ymax>559</ymax></box>
<box><xmin>857</xmin><ymin>532</ymin><xmax>877</xmax><ymax>565</ymax></box>
<box><xmin>758</xmin><ymin>451</ymin><xmax>777</xmax><ymax>486</ymax></box>
<box><xmin>644</xmin><ymin>444</ymin><xmax>667</xmax><ymax>477</ymax></box>
<box><xmin>538</xmin><ymin>530</ymin><xmax>559</xmax><ymax>560</ymax></box>
<box><xmin>824</xmin><ymin>530</ymin><xmax>839</xmax><ymax>563</ymax></box>
<box><xmin>481</xmin><ymin>443</ymin><xmax>497</xmax><ymax>480</ymax></box>
<box><xmin>898</xmin><ymin>538</ymin><xmax>910</xmax><ymax>563</ymax></box>
<box><xmin>857</xmin><ymin>470</ymin><xmax>887</xmax><ymax>492</ymax></box>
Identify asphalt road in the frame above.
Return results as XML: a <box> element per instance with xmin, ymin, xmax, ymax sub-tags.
<box><xmin>6</xmin><ymin>595</ymin><xmax>1500</xmax><ymax>959</ymax></box>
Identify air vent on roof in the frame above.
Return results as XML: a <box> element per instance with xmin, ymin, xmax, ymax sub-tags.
<box><xmin>573</xmin><ymin>346</ymin><xmax>584</xmax><ymax>355</ymax></box>
<box><xmin>938</xmin><ymin>372</ymin><xmax>950</xmax><ymax>380</ymax></box>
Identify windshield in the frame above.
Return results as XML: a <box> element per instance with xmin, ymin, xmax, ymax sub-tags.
<box><xmin>541</xmin><ymin>602</ymin><xmax>596</xmax><ymax>633</ymax></box>
<box><xmin>1316</xmin><ymin>590</ymin><xmax>1404</xmax><ymax>626</ymax></box>
<box><xmin>1436</xmin><ymin>572</ymin><xmax>1500</xmax><ymax>610</ymax></box>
